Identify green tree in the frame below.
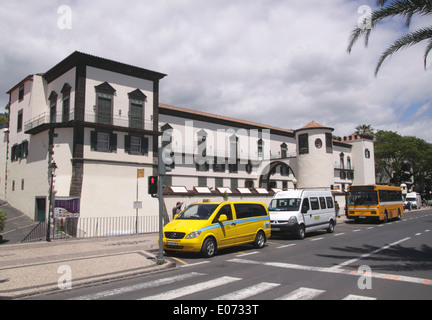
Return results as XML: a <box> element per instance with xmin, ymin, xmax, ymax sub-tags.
<box><xmin>374</xmin><ymin>130</ymin><xmax>432</xmax><ymax>194</ymax></box>
<box><xmin>0</xmin><ymin>102</ymin><xmax>9</xmax><ymax>127</ymax></box>
<box><xmin>347</xmin><ymin>0</ymin><xmax>432</xmax><ymax>76</ymax></box>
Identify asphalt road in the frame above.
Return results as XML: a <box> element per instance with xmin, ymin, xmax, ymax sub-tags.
<box><xmin>27</xmin><ymin>209</ymin><xmax>432</xmax><ymax>303</ymax></box>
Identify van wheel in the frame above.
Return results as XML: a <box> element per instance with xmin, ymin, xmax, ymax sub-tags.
<box><xmin>327</xmin><ymin>221</ymin><xmax>335</xmax><ymax>233</ymax></box>
<box><xmin>254</xmin><ymin>231</ymin><xmax>266</xmax><ymax>249</ymax></box>
<box><xmin>201</xmin><ymin>238</ymin><xmax>217</xmax><ymax>258</ymax></box>
<box><xmin>297</xmin><ymin>225</ymin><xmax>305</xmax><ymax>240</ymax></box>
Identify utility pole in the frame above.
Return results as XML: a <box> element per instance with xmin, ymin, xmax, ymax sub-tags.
<box><xmin>156</xmin><ymin>147</ymin><xmax>172</xmax><ymax>265</ymax></box>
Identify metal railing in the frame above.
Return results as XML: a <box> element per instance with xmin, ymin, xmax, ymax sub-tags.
<box><xmin>24</xmin><ymin>111</ymin><xmax>156</xmax><ymax>133</ymax></box>
<box><xmin>21</xmin><ymin>215</ymin><xmax>159</xmax><ymax>243</ymax></box>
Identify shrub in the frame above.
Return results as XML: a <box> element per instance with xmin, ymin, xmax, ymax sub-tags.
<box><xmin>0</xmin><ymin>209</ymin><xmax>7</xmax><ymax>233</ymax></box>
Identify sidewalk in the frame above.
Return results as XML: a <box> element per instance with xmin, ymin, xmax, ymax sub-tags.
<box><xmin>0</xmin><ymin>233</ymin><xmax>175</xmax><ymax>299</ymax></box>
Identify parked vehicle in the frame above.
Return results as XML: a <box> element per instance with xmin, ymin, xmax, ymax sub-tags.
<box><xmin>404</xmin><ymin>192</ymin><xmax>422</xmax><ymax>209</ymax></box>
<box><xmin>163</xmin><ymin>201</ymin><xmax>271</xmax><ymax>257</ymax></box>
<box><xmin>268</xmin><ymin>190</ymin><xmax>336</xmax><ymax>239</ymax></box>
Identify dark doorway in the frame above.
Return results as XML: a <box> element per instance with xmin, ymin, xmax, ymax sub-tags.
<box><xmin>35</xmin><ymin>197</ymin><xmax>46</xmax><ymax>222</ymax></box>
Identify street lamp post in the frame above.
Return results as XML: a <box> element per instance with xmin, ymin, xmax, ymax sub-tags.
<box><xmin>46</xmin><ymin>161</ymin><xmax>58</xmax><ymax>242</ymax></box>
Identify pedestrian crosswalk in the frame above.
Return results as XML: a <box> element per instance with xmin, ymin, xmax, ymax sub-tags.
<box><xmin>71</xmin><ymin>272</ymin><xmax>376</xmax><ymax>300</ymax></box>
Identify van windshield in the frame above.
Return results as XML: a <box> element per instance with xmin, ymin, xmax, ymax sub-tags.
<box><xmin>268</xmin><ymin>198</ymin><xmax>301</xmax><ymax>211</ymax></box>
<box><xmin>177</xmin><ymin>204</ymin><xmax>219</xmax><ymax>220</ymax></box>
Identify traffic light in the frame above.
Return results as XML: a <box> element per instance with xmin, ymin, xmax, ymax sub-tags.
<box><xmin>148</xmin><ymin>176</ymin><xmax>158</xmax><ymax>194</ymax></box>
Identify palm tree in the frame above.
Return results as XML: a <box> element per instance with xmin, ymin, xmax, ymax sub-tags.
<box><xmin>347</xmin><ymin>0</ymin><xmax>432</xmax><ymax>76</ymax></box>
<box><xmin>355</xmin><ymin>124</ymin><xmax>375</xmax><ymax>137</ymax></box>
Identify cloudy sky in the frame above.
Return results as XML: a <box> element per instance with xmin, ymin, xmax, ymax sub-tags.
<box><xmin>1</xmin><ymin>0</ymin><xmax>431</xmax><ymax>142</ymax></box>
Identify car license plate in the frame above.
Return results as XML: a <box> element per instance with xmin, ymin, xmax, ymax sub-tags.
<box><xmin>166</xmin><ymin>241</ymin><xmax>179</xmax><ymax>246</ymax></box>
<box><xmin>359</xmin><ymin>216</ymin><xmax>366</xmax><ymax>219</ymax></box>
<box><xmin>272</xmin><ymin>227</ymin><xmax>280</xmax><ymax>231</ymax></box>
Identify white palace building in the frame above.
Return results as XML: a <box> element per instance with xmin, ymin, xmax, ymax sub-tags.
<box><xmin>0</xmin><ymin>52</ymin><xmax>375</xmax><ymax>235</ymax></box>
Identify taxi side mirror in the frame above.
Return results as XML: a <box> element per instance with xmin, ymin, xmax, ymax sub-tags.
<box><xmin>218</xmin><ymin>214</ymin><xmax>228</xmax><ymax>223</ymax></box>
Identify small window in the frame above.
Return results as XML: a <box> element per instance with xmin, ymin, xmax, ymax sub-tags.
<box><xmin>17</xmin><ymin>110</ymin><xmax>23</xmax><ymax>132</ymax></box>
<box><xmin>315</xmin><ymin>138</ymin><xmax>322</xmax><ymax>149</ymax></box>
<box><xmin>326</xmin><ymin>133</ymin><xmax>333</xmax><ymax>153</ymax></box>
<box><xmin>326</xmin><ymin>197</ymin><xmax>334</xmax><ymax>208</ymax></box>
<box><xmin>365</xmin><ymin>148</ymin><xmax>371</xmax><ymax>159</ymax></box>
<box><xmin>319</xmin><ymin>197</ymin><xmax>327</xmax><ymax>209</ymax></box>
<box><xmin>91</xmin><ymin>131</ymin><xmax>117</xmax><ymax>152</ymax></box>
<box><xmin>19</xmin><ymin>85</ymin><xmax>24</xmax><ymax>101</ymax></box>
<box><xmin>310</xmin><ymin>197</ymin><xmax>320</xmax><ymax>210</ymax></box>
<box><xmin>299</xmin><ymin>134</ymin><xmax>309</xmax><ymax>155</ymax></box>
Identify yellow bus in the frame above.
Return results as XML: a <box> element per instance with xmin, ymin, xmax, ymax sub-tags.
<box><xmin>347</xmin><ymin>185</ymin><xmax>403</xmax><ymax>223</ymax></box>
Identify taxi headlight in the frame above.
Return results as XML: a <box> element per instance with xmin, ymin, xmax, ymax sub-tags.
<box><xmin>185</xmin><ymin>231</ymin><xmax>202</xmax><ymax>239</ymax></box>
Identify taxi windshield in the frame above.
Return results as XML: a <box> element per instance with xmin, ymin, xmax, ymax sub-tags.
<box><xmin>268</xmin><ymin>198</ymin><xmax>301</xmax><ymax>211</ymax></box>
<box><xmin>177</xmin><ymin>204</ymin><xmax>219</xmax><ymax>220</ymax></box>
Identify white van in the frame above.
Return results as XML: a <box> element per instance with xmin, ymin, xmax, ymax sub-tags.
<box><xmin>404</xmin><ymin>192</ymin><xmax>422</xmax><ymax>209</ymax></box>
<box><xmin>269</xmin><ymin>190</ymin><xmax>336</xmax><ymax>239</ymax></box>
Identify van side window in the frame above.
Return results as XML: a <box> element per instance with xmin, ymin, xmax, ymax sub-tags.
<box><xmin>319</xmin><ymin>197</ymin><xmax>327</xmax><ymax>209</ymax></box>
<box><xmin>213</xmin><ymin>204</ymin><xmax>233</xmax><ymax>223</ymax></box>
<box><xmin>310</xmin><ymin>197</ymin><xmax>320</xmax><ymax>210</ymax></box>
<box><xmin>234</xmin><ymin>204</ymin><xmax>267</xmax><ymax>219</ymax></box>
<box><xmin>326</xmin><ymin>197</ymin><xmax>334</xmax><ymax>208</ymax></box>
<box><xmin>302</xmin><ymin>198</ymin><xmax>310</xmax><ymax>211</ymax></box>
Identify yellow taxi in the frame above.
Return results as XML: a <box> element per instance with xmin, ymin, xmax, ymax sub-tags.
<box><xmin>163</xmin><ymin>201</ymin><xmax>271</xmax><ymax>257</ymax></box>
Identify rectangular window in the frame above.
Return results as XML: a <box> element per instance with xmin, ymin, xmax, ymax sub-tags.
<box><xmin>129</xmin><ymin>100</ymin><xmax>144</xmax><ymax>129</ymax></box>
<box><xmin>130</xmin><ymin>136</ymin><xmax>141</xmax><ymax>153</ymax></box>
<box><xmin>125</xmin><ymin>135</ymin><xmax>149</xmax><ymax>155</ymax></box>
<box><xmin>215</xmin><ymin>177</ymin><xmax>223</xmax><ymax>188</ymax></box>
<box><xmin>326</xmin><ymin>197</ymin><xmax>334</xmax><ymax>208</ymax></box>
<box><xmin>310</xmin><ymin>197</ymin><xmax>320</xmax><ymax>210</ymax></box>
<box><xmin>62</xmin><ymin>96</ymin><xmax>70</xmax><ymax>122</ymax></box>
<box><xmin>91</xmin><ymin>131</ymin><xmax>117</xmax><ymax>152</ymax></box>
<box><xmin>97</xmin><ymin>132</ymin><xmax>110</xmax><ymax>151</ymax></box>
<box><xmin>319</xmin><ymin>197</ymin><xmax>327</xmax><ymax>209</ymax></box>
<box><xmin>326</xmin><ymin>133</ymin><xmax>333</xmax><ymax>154</ymax></box>
<box><xmin>198</xmin><ymin>177</ymin><xmax>207</xmax><ymax>187</ymax></box>
<box><xmin>17</xmin><ymin>110</ymin><xmax>23</xmax><ymax>132</ymax></box>
<box><xmin>50</xmin><ymin>100</ymin><xmax>57</xmax><ymax>123</ymax></box>
<box><xmin>97</xmin><ymin>94</ymin><xmax>113</xmax><ymax>125</ymax></box>
<box><xmin>19</xmin><ymin>85</ymin><xmax>24</xmax><ymax>101</ymax></box>
<box><xmin>299</xmin><ymin>134</ymin><xmax>309</xmax><ymax>155</ymax></box>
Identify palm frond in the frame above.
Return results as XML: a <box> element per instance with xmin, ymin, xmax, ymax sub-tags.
<box><xmin>375</xmin><ymin>26</ymin><xmax>432</xmax><ymax>76</ymax></box>
<box><xmin>347</xmin><ymin>0</ymin><xmax>432</xmax><ymax>54</ymax></box>
<box><xmin>424</xmin><ymin>38</ymin><xmax>432</xmax><ymax>68</ymax></box>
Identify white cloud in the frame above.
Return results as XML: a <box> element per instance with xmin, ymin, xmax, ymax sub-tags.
<box><xmin>1</xmin><ymin>0</ymin><xmax>431</xmax><ymax>142</ymax></box>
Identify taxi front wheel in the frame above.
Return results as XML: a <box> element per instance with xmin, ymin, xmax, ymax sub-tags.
<box><xmin>201</xmin><ymin>238</ymin><xmax>217</xmax><ymax>258</ymax></box>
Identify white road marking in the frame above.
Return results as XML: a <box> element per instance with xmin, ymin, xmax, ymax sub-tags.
<box><xmin>71</xmin><ymin>272</ymin><xmax>205</xmax><ymax>300</ymax></box>
<box><xmin>277</xmin><ymin>287</ymin><xmax>325</xmax><ymax>300</ymax></box>
<box><xmin>213</xmin><ymin>282</ymin><xmax>280</xmax><ymax>300</ymax></box>
<box><xmin>343</xmin><ymin>294</ymin><xmax>376</xmax><ymax>300</ymax></box>
<box><xmin>140</xmin><ymin>276</ymin><xmax>241</xmax><ymax>300</ymax></box>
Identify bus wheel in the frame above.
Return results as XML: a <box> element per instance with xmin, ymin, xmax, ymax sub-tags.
<box><xmin>397</xmin><ymin>209</ymin><xmax>402</xmax><ymax>220</ymax></box>
<box><xmin>383</xmin><ymin>212</ymin><xmax>388</xmax><ymax>223</ymax></box>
